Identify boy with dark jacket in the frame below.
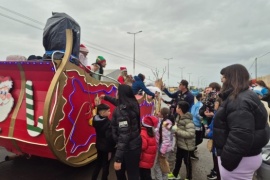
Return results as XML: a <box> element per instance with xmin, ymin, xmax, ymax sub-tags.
<box><xmin>91</xmin><ymin>104</ymin><xmax>115</xmax><ymax>180</ymax></box>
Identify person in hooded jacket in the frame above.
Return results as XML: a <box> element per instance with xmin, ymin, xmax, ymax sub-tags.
<box><xmin>100</xmin><ymin>84</ymin><xmax>142</xmax><ymax>180</ymax></box>
<box><xmin>139</xmin><ymin>116</ymin><xmax>158</xmax><ymax>180</ymax></box>
<box><xmin>213</xmin><ymin>64</ymin><xmax>269</xmax><ymax>180</ymax></box>
<box><xmin>132</xmin><ymin>73</ymin><xmax>156</xmax><ymax>98</ymax></box>
<box><xmin>91</xmin><ymin>103</ymin><xmax>115</xmax><ymax>180</ymax></box>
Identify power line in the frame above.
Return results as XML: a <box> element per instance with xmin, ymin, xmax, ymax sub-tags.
<box><xmin>0</xmin><ymin>12</ymin><xmax>43</xmax><ymax>30</ymax></box>
<box><xmin>0</xmin><ymin>5</ymin><xmax>44</xmax><ymax>25</ymax></box>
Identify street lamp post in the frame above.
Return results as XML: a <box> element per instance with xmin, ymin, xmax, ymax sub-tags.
<box><xmin>127</xmin><ymin>31</ymin><xmax>142</xmax><ymax>75</ymax></box>
<box><xmin>187</xmin><ymin>73</ymin><xmax>192</xmax><ymax>83</ymax></box>
<box><xmin>179</xmin><ymin>67</ymin><xmax>185</xmax><ymax>80</ymax></box>
<box><xmin>198</xmin><ymin>76</ymin><xmax>203</xmax><ymax>88</ymax></box>
<box><xmin>254</xmin><ymin>51</ymin><xmax>270</xmax><ymax>79</ymax></box>
<box><xmin>164</xmin><ymin>58</ymin><xmax>173</xmax><ymax>87</ymax></box>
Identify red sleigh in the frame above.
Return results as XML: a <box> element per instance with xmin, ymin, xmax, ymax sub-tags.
<box><xmin>0</xmin><ymin>30</ymin><xmax>156</xmax><ymax>167</ymax></box>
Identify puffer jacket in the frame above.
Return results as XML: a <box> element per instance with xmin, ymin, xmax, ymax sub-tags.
<box><xmin>111</xmin><ymin>103</ymin><xmax>142</xmax><ymax>163</ymax></box>
<box><xmin>175</xmin><ymin>112</ymin><xmax>195</xmax><ymax>151</ymax></box>
<box><xmin>155</xmin><ymin>119</ymin><xmax>174</xmax><ymax>154</ymax></box>
<box><xmin>92</xmin><ymin>115</ymin><xmax>115</xmax><ymax>152</ymax></box>
<box><xmin>139</xmin><ymin>127</ymin><xmax>157</xmax><ymax>169</ymax></box>
<box><xmin>213</xmin><ymin>88</ymin><xmax>270</xmax><ymax>171</ymax></box>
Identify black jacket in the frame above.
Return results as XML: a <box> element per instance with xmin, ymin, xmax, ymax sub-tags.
<box><xmin>111</xmin><ymin>103</ymin><xmax>142</xmax><ymax>163</ymax></box>
<box><xmin>213</xmin><ymin>89</ymin><xmax>269</xmax><ymax>171</ymax></box>
<box><xmin>92</xmin><ymin>115</ymin><xmax>115</xmax><ymax>152</ymax></box>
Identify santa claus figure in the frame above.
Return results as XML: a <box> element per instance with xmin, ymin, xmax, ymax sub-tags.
<box><xmin>0</xmin><ymin>77</ymin><xmax>14</xmax><ymax>122</ymax></box>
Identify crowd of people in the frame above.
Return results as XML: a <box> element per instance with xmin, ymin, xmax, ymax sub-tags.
<box><xmin>88</xmin><ymin>62</ymin><xmax>270</xmax><ymax>180</ymax></box>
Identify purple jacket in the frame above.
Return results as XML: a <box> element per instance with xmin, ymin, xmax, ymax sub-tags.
<box><xmin>155</xmin><ymin>119</ymin><xmax>173</xmax><ymax>154</ymax></box>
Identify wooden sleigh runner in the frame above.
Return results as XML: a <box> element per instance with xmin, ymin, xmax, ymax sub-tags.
<box><xmin>0</xmin><ymin>30</ymin><xmax>158</xmax><ymax>167</ymax></box>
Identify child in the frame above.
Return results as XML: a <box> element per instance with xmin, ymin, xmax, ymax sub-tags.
<box><xmin>91</xmin><ymin>104</ymin><xmax>115</xmax><ymax>180</ymax></box>
<box><xmin>169</xmin><ymin>101</ymin><xmax>195</xmax><ymax>180</ymax></box>
<box><xmin>140</xmin><ymin>116</ymin><xmax>158</xmax><ymax>180</ymax></box>
<box><xmin>153</xmin><ymin>107</ymin><xmax>174</xmax><ymax>180</ymax></box>
<box><xmin>190</xmin><ymin>93</ymin><xmax>203</xmax><ymax>160</ymax></box>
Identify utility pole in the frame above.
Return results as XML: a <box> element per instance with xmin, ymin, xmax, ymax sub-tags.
<box><xmin>164</xmin><ymin>58</ymin><xmax>173</xmax><ymax>87</ymax></box>
<box><xmin>179</xmin><ymin>67</ymin><xmax>185</xmax><ymax>80</ymax></box>
<box><xmin>187</xmin><ymin>73</ymin><xmax>192</xmax><ymax>83</ymax></box>
<box><xmin>127</xmin><ymin>31</ymin><xmax>142</xmax><ymax>75</ymax></box>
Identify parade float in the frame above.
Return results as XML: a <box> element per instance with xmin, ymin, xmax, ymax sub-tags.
<box><xmin>0</xmin><ymin>13</ymin><xmax>162</xmax><ymax>167</ymax></box>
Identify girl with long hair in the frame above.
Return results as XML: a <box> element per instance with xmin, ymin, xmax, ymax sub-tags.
<box><xmin>213</xmin><ymin>64</ymin><xmax>269</xmax><ymax>180</ymax></box>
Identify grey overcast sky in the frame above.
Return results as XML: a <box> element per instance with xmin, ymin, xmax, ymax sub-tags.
<box><xmin>1</xmin><ymin>0</ymin><xmax>270</xmax><ymax>87</ymax></box>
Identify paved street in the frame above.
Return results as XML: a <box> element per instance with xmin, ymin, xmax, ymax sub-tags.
<box><xmin>0</xmin><ymin>139</ymin><xmax>214</xmax><ymax>180</ymax></box>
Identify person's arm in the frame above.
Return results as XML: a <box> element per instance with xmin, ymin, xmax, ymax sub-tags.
<box><xmin>104</xmin><ymin>95</ymin><xmax>118</xmax><ymax>106</ymax></box>
<box><xmin>163</xmin><ymin>88</ymin><xmax>178</xmax><ymax>99</ymax></box>
<box><xmin>141</xmin><ymin>133</ymin><xmax>148</xmax><ymax>151</ymax></box>
<box><xmin>139</xmin><ymin>82</ymin><xmax>155</xmax><ymax>97</ymax></box>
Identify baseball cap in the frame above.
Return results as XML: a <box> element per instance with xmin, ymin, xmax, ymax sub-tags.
<box><xmin>178</xmin><ymin>80</ymin><xmax>188</xmax><ymax>87</ymax></box>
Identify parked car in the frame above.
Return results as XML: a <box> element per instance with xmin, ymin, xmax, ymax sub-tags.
<box><xmin>256</xmin><ymin>140</ymin><xmax>270</xmax><ymax>180</ymax></box>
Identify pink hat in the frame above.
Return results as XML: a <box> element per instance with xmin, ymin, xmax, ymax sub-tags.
<box><xmin>80</xmin><ymin>44</ymin><xmax>89</xmax><ymax>53</ymax></box>
<box><xmin>142</xmin><ymin>116</ymin><xmax>158</xmax><ymax>128</ymax></box>
<box><xmin>120</xmin><ymin>66</ymin><xmax>127</xmax><ymax>72</ymax></box>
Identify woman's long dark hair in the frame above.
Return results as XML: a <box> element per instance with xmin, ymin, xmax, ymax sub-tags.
<box><xmin>117</xmin><ymin>84</ymin><xmax>140</xmax><ymax>121</ymax></box>
<box><xmin>146</xmin><ymin>127</ymin><xmax>154</xmax><ymax>137</ymax></box>
<box><xmin>220</xmin><ymin>64</ymin><xmax>249</xmax><ymax>99</ymax></box>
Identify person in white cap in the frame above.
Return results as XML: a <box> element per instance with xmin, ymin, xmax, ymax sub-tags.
<box><xmin>79</xmin><ymin>44</ymin><xmax>89</xmax><ymax>66</ymax></box>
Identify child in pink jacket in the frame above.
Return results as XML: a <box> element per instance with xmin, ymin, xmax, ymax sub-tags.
<box><xmin>153</xmin><ymin>107</ymin><xmax>174</xmax><ymax>180</ymax></box>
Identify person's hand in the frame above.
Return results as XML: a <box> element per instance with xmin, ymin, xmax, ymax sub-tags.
<box><xmin>114</xmin><ymin>162</ymin><xmax>121</xmax><ymax>170</ymax></box>
<box><xmin>205</xmin><ymin>128</ymin><xmax>210</xmax><ymax>135</ymax></box>
<box><xmin>172</xmin><ymin>125</ymin><xmax>177</xmax><ymax>131</ymax></box>
<box><xmin>108</xmin><ymin>152</ymin><xmax>112</xmax><ymax>161</ymax></box>
<box><xmin>99</xmin><ymin>94</ymin><xmax>105</xmax><ymax>100</ymax></box>
<box><xmin>161</xmin><ymin>83</ymin><xmax>166</xmax><ymax>91</ymax></box>
<box><xmin>204</xmin><ymin>111</ymin><xmax>214</xmax><ymax>117</ymax></box>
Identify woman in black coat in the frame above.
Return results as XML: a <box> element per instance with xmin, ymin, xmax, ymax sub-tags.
<box><xmin>213</xmin><ymin>64</ymin><xmax>269</xmax><ymax>180</ymax></box>
<box><xmin>101</xmin><ymin>84</ymin><xmax>142</xmax><ymax>180</ymax></box>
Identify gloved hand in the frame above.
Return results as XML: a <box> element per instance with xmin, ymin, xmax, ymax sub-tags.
<box><xmin>171</xmin><ymin>125</ymin><xmax>177</xmax><ymax>132</ymax></box>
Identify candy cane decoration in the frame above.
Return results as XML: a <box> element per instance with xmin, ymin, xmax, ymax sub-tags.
<box><xmin>26</xmin><ymin>80</ymin><xmax>43</xmax><ymax>137</ymax></box>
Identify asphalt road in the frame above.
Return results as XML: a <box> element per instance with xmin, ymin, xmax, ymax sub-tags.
<box><xmin>0</xmin><ymin>139</ymin><xmax>215</xmax><ymax>180</ymax></box>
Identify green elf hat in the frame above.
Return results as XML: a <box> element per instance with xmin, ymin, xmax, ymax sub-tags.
<box><xmin>96</xmin><ymin>56</ymin><xmax>106</xmax><ymax>64</ymax></box>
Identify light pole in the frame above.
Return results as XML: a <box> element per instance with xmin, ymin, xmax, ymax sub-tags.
<box><xmin>127</xmin><ymin>31</ymin><xmax>142</xmax><ymax>75</ymax></box>
<box><xmin>179</xmin><ymin>67</ymin><xmax>185</xmax><ymax>80</ymax></box>
<box><xmin>187</xmin><ymin>73</ymin><xmax>192</xmax><ymax>83</ymax></box>
<box><xmin>198</xmin><ymin>76</ymin><xmax>203</xmax><ymax>88</ymax></box>
<box><xmin>254</xmin><ymin>51</ymin><xmax>270</xmax><ymax>79</ymax></box>
<box><xmin>164</xmin><ymin>58</ymin><xmax>173</xmax><ymax>87</ymax></box>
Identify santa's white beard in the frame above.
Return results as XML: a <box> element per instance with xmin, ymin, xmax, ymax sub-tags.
<box><xmin>0</xmin><ymin>97</ymin><xmax>14</xmax><ymax>122</ymax></box>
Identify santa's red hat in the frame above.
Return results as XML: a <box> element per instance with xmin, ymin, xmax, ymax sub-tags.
<box><xmin>142</xmin><ymin>116</ymin><xmax>158</xmax><ymax>128</ymax></box>
<box><xmin>80</xmin><ymin>44</ymin><xmax>89</xmax><ymax>53</ymax></box>
<box><xmin>120</xmin><ymin>66</ymin><xmax>127</xmax><ymax>72</ymax></box>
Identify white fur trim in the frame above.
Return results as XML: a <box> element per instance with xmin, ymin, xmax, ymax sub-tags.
<box><xmin>0</xmin><ymin>80</ymin><xmax>13</xmax><ymax>89</ymax></box>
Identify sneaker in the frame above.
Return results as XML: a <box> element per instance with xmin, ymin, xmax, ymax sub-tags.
<box><xmin>168</xmin><ymin>172</ymin><xmax>181</xmax><ymax>180</ymax></box>
<box><xmin>207</xmin><ymin>169</ymin><xmax>217</xmax><ymax>180</ymax></box>
<box><xmin>190</xmin><ymin>155</ymin><xmax>199</xmax><ymax>160</ymax></box>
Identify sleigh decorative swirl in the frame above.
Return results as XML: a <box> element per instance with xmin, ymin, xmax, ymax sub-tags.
<box><xmin>0</xmin><ymin>30</ymin><xmax>157</xmax><ymax>167</ymax></box>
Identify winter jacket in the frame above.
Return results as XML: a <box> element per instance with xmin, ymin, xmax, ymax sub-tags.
<box><xmin>111</xmin><ymin>103</ymin><xmax>142</xmax><ymax>163</ymax></box>
<box><xmin>155</xmin><ymin>119</ymin><xmax>174</xmax><ymax>154</ymax></box>
<box><xmin>132</xmin><ymin>76</ymin><xmax>155</xmax><ymax>97</ymax></box>
<box><xmin>175</xmin><ymin>112</ymin><xmax>195</xmax><ymax>151</ymax></box>
<box><xmin>163</xmin><ymin>88</ymin><xmax>194</xmax><ymax>112</ymax></box>
<box><xmin>92</xmin><ymin>115</ymin><xmax>115</xmax><ymax>152</ymax></box>
<box><xmin>191</xmin><ymin>101</ymin><xmax>203</xmax><ymax>128</ymax></box>
<box><xmin>139</xmin><ymin>127</ymin><xmax>157</xmax><ymax>169</ymax></box>
<box><xmin>213</xmin><ymin>88</ymin><xmax>270</xmax><ymax>171</ymax></box>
